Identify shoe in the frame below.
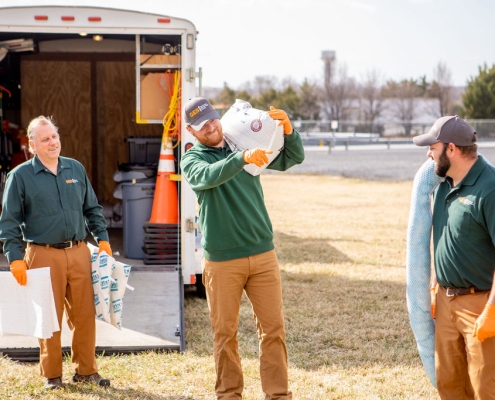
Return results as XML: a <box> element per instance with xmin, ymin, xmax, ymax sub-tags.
<box><xmin>44</xmin><ymin>376</ymin><xmax>62</xmax><ymax>390</ymax></box>
<box><xmin>72</xmin><ymin>372</ymin><xmax>110</xmax><ymax>387</ymax></box>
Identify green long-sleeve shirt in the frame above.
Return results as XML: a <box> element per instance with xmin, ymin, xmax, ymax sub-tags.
<box><xmin>180</xmin><ymin>130</ymin><xmax>304</xmax><ymax>261</ymax></box>
<box><xmin>0</xmin><ymin>156</ymin><xmax>109</xmax><ymax>263</ymax></box>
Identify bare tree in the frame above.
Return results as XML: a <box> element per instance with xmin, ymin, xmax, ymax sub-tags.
<box><xmin>383</xmin><ymin>79</ymin><xmax>422</xmax><ymax>136</ymax></box>
<box><xmin>280</xmin><ymin>76</ymin><xmax>299</xmax><ymax>90</ymax></box>
<box><xmin>253</xmin><ymin>75</ymin><xmax>278</xmax><ymax>97</ymax></box>
<box><xmin>359</xmin><ymin>69</ymin><xmax>386</xmax><ymax>133</ymax></box>
<box><xmin>428</xmin><ymin>61</ymin><xmax>453</xmax><ymax>117</ymax></box>
<box><xmin>298</xmin><ymin>78</ymin><xmax>320</xmax><ymax>120</ymax></box>
<box><xmin>320</xmin><ymin>63</ymin><xmax>357</xmax><ymax>124</ymax></box>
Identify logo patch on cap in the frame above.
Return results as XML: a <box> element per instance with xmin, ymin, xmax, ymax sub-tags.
<box><xmin>189</xmin><ymin>102</ymin><xmax>210</xmax><ymax>118</ymax></box>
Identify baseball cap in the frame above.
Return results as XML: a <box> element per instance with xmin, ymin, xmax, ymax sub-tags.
<box><xmin>183</xmin><ymin>97</ymin><xmax>220</xmax><ymax>130</ymax></box>
<box><xmin>413</xmin><ymin>115</ymin><xmax>476</xmax><ymax>147</ymax></box>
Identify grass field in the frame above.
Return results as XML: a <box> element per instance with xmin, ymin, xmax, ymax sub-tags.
<box><xmin>0</xmin><ymin>174</ymin><xmax>440</xmax><ymax>399</ymax></box>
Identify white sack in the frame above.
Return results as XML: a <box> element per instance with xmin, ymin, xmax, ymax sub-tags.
<box><xmin>0</xmin><ymin>267</ymin><xmax>59</xmax><ymax>338</ymax></box>
<box><xmin>88</xmin><ymin>243</ymin><xmax>132</xmax><ymax>330</ymax></box>
<box><xmin>221</xmin><ymin>99</ymin><xmax>284</xmax><ymax>176</ymax></box>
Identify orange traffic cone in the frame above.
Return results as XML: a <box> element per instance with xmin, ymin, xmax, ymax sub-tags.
<box><xmin>149</xmin><ymin>137</ymin><xmax>179</xmax><ymax>224</ymax></box>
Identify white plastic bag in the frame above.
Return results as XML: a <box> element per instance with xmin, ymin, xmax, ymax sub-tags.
<box><xmin>0</xmin><ymin>267</ymin><xmax>59</xmax><ymax>338</ymax></box>
<box><xmin>221</xmin><ymin>99</ymin><xmax>284</xmax><ymax>176</ymax></box>
<box><xmin>88</xmin><ymin>243</ymin><xmax>132</xmax><ymax>330</ymax></box>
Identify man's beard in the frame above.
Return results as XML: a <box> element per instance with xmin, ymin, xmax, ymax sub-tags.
<box><xmin>203</xmin><ymin>132</ymin><xmax>223</xmax><ymax>147</ymax></box>
<box><xmin>196</xmin><ymin>125</ymin><xmax>224</xmax><ymax>147</ymax></box>
<box><xmin>435</xmin><ymin>145</ymin><xmax>450</xmax><ymax>177</ymax></box>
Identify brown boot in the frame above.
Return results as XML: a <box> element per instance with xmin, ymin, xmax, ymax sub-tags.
<box><xmin>72</xmin><ymin>372</ymin><xmax>110</xmax><ymax>387</ymax></box>
<box><xmin>44</xmin><ymin>376</ymin><xmax>62</xmax><ymax>390</ymax></box>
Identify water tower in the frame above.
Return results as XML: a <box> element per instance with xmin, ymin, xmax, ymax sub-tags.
<box><xmin>321</xmin><ymin>50</ymin><xmax>336</xmax><ymax>87</ymax></box>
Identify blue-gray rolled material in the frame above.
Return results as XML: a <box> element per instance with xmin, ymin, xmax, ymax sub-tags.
<box><xmin>406</xmin><ymin>158</ymin><xmax>440</xmax><ymax>387</ymax></box>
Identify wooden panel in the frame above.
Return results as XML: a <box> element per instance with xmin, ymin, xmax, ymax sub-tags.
<box><xmin>21</xmin><ymin>60</ymin><xmax>92</xmax><ymax>178</ymax></box>
<box><xmin>20</xmin><ymin>57</ymin><xmax>163</xmax><ymax>204</ymax></box>
<box><xmin>96</xmin><ymin>61</ymin><xmax>161</xmax><ymax>204</ymax></box>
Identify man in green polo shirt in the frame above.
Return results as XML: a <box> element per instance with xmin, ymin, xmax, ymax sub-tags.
<box><xmin>0</xmin><ymin>116</ymin><xmax>112</xmax><ymax>390</ymax></box>
<box><xmin>181</xmin><ymin>97</ymin><xmax>304</xmax><ymax>399</ymax></box>
<box><xmin>413</xmin><ymin>115</ymin><xmax>495</xmax><ymax>399</ymax></box>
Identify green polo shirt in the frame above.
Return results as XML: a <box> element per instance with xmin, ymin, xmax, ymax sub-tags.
<box><xmin>0</xmin><ymin>156</ymin><xmax>109</xmax><ymax>263</ymax></box>
<box><xmin>432</xmin><ymin>156</ymin><xmax>495</xmax><ymax>290</ymax></box>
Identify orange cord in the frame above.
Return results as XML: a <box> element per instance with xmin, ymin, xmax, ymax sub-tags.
<box><xmin>0</xmin><ymin>85</ymin><xmax>12</xmax><ymax>97</ymax></box>
<box><xmin>156</xmin><ymin>70</ymin><xmax>181</xmax><ymax>148</ymax></box>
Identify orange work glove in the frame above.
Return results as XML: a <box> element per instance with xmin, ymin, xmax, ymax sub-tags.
<box><xmin>473</xmin><ymin>302</ymin><xmax>495</xmax><ymax>342</ymax></box>
<box><xmin>243</xmin><ymin>148</ymin><xmax>273</xmax><ymax>167</ymax></box>
<box><xmin>267</xmin><ymin>106</ymin><xmax>293</xmax><ymax>135</ymax></box>
<box><xmin>430</xmin><ymin>284</ymin><xmax>438</xmax><ymax>319</ymax></box>
<box><xmin>10</xmin><ymin>260</ymin><xmax>27</xmax><ymax>286</ymax></box>
<box><xmin>98</xmin><ymin>240</ymin><xmax>113</xmax><ymax>257</ymax></box>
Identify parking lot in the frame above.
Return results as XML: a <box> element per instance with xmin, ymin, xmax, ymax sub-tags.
<box><xmin>273</xmin><ymin>139</ymin><xmax>495</xmax><ymax>181</ymax></box>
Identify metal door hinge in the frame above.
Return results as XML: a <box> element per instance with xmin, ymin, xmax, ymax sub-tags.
<box><xmin>185</xmin><ymin>218</ymin><xmax>199</xmax><ymax>232</ymax></box>
<box><xmin>187</xmin><ymin>67</ymin><xmax>202</xmax><ymax>82</ymax></box>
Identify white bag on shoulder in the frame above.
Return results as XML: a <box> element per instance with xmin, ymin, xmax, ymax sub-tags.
<box><xmin>221</xmin><ymin>99</ymin><xmax>284</xmax><ymax>176</ymax></box>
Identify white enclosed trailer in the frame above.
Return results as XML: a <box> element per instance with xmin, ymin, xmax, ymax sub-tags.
<box><xmin>0</xmin><ymin>5</ymin><xmax>203</xmax><ymax>359</ymax></box>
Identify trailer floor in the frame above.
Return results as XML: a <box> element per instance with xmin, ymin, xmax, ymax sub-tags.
<box><xmin>0</xmin><ymin>228</ymin><xmax>185</xmax><ymax>360</ymax></box>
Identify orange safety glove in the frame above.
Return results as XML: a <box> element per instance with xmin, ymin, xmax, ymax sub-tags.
<box><xmin>243</xmin><ymin>148</ymin><xmax>273</xmax><ymax>167</ymax></box>
<box><xmin>430</xmin><ymin>284</ymin><xmax>438</xmax><ymax>319</ymax></box>
<box><xmin>267</xmin><ymin>106</ymin><xmax>293</xmax><ymax>135</ymax></box>
<box><xmin>473</xmin><ymin>302</ymin><xmax>495</xmax><ymax>342</ymax></box>
<box><xmin>10</xmin><ymin>260</ymin><xmax>27</xmax><ymax>286</ymax></box>
<box><xmin>98</xmin><ymin>240</ymin><xmax>113</xmax><ymax>257</ymax></box>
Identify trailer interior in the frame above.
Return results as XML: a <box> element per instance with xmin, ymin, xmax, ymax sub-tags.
<box><xmin>0</xmin><ymin>21</ymin><xmax>192</xmax><ymax>358</ymax></box>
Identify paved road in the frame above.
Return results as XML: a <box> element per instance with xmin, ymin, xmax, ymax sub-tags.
<box><xmin>270</xmin><ymin>141</ymin><xmax>495</xmax><ymax>181</ymax></box>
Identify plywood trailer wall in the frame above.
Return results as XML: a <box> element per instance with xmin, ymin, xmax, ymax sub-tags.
<box><xmin>20</xmin><ymin>54</ymin><xmax>162</xmax><ymax>204</ymax></box>
<box><xmin>21</xmin><ymin>59</ymin><xmax>93</xmax><ymax>174</ymax></box>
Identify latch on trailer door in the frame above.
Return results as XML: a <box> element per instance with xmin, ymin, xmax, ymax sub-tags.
<box><xmin>185</xmin><ymin>218</ymin><xmax>199</xmax><ymax>232</ymax></box>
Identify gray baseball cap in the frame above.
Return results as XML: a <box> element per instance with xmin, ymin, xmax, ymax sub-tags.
<box><xmin>183</xmin><ymin>97</ymin><xmax>220</xmax><ymax>130</ymax></box>
<box><xmin>413</xmin><ymin>115</ymin><xmax>476</xmax><ymax>147</ymax></box>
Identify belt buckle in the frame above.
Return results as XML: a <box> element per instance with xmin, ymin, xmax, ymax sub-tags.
<box><xmin>64</xmin><ymin>241</ymin><xmax>73</xmax><ymax>249</ymax></box>
<box><xmin>446</xmin><ymin>287</ymin><xmax>455</xmax><ymax>297</ymax></box>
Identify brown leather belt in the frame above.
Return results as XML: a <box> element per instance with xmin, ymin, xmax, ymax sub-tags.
<box><xmin>32</xmin><ymin>240</ymin><xmax>81</xmax><ymax>249</ymax></box>
<box><xmin>445</xmin><ymin>286</ymin><xmax>489</xmax><ymax>297</ymax></box>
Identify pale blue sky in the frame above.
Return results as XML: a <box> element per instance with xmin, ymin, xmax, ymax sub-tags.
<box><xmin>2</xmin><ymin>0</ymin><xmax>493</xmax><ymax>89</ymax></box>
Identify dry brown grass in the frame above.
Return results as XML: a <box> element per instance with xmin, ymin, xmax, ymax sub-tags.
<box><xmin>0</xmin><ymin>174</ymin><xmax>440</xmax><ymax>399</ymax></box>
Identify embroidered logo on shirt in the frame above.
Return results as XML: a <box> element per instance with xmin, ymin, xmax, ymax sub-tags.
<box><xmin>459</xmin><ymin>197</ymin><xmax>474</xmax><ymax>206</ymax></box>
<box><xmin>66</xmin><ymin>179</ymin><xmax>79</xmax><ymax>184</ymax></box>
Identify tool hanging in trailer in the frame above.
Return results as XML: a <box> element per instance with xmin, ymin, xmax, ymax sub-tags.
<box><xmin>0</xmin><ymin>85</ymin><xmax>12</xmax><ymax>192</ymax></box>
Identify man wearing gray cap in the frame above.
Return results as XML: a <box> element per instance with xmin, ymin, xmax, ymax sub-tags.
<box><xmin>181</xmin><ymin>97</ymin><xmax>304</xmax><ymax>399</ymax></box>
<box><xmin>413</xmin><ymin>115</ymin><xmax>495</xmax><ymax>399</ymax></box>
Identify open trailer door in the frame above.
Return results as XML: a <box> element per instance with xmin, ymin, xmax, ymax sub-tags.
<box><xmin>0</xmin><ymin>5</ymin><xmax>200</xmax><ymax>360</ymax></box>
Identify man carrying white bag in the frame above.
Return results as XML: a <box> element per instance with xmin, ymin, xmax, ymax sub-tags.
<box><xmin>181</xmin><ymin>97</ymin><xmax>304</xmax><ymax>398</ymax></box>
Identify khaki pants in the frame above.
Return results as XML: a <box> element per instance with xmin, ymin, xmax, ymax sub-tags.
<box><xmin>435</xmin><ymin>285</ymin><xmax>495</xmax><ymax>400</ymax></box>
<box><xmin>203</xmin><ymin>250</ymin><xmax>292</xmax><ymax>400</ymax></box>
<box><xmin>25</xmin><ymin>242</ymin><xmax>97</xmax><ymax>379</ymax></box>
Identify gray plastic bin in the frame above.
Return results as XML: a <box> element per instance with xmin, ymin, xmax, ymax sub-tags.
<box><xmin>125</xmin><ymin>136</ymin><xmax>162</xmax><ymax>165</ymax></box>
<box><xmin>122</xmin><ymin>181</ymin><xmax>155</xmax><ymax>259</ymax></box>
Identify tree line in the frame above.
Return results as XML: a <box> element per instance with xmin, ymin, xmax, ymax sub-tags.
<box><xmin>211</xmin><ymin>62</ymin><xmax>495</xmax><ymax>136</ymax></box>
